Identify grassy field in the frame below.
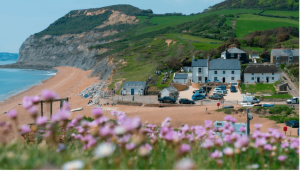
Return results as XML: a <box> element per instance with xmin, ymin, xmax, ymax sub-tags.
<box><xmin>135</xmin><ymin>9</ymin><xmax>262</xmax><ymax>35</ymax></box>
<box><xmin>192</xmin><ymin>42</ymin><xmax>220</xmax><ymax>51</ymax></box>
<box><xmin>243</xmin><ymin>46</ymin><xmax>265</xmax><ymax>52</ymax></box>
<box><xmin>137</xmin><ymin>16</ymin><xmax>148</xmax><ymax>23</ymax></box>
<box><xmin>149</xmin><ymin>73</ymin><xmax>175</xmax><ymax>91</ymax></box>
<box><xmin>262</xmin><ymin>10</ymin><xmax>299</xmax><ymax>17</ymax></box>
<box><xmin>181</xmin><ymin>34</ymin><xmax>223</xmax><ymax>43</ymax></box>
<box><xmin>236</xmin><ymin>14</ymin><xmax>299</xmax><ymax>38</ymax></box>
<box><xmin>240</xmin><ymin>83</ymin><xmax>276</xmax><ymax>94</ymax></box>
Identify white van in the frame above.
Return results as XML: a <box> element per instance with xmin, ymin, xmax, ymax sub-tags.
<box><xmin>286</xmin><ymin>97</ymin><xmax>299</xmax><ymax>104</ymax></box>
<box><xmin>213</xmin><ymin>121</ymin><xmax>247</xmax><ymax>137</ymax></box>
<box><xmin>242</xmin><ymin>96</ymin><xmax>260</xmax><ymax>104</ymax></box>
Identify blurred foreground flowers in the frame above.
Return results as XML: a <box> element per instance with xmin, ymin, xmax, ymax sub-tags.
<box><xmin>0</xmin><ymin>90</ymin><xmax>299</xmax><ymax>170</ymax></box>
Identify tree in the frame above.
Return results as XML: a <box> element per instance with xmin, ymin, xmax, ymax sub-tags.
<box><xmin>276</xmin><ymin>43</ymin><xmax>282</xmax><ymax>48</ymax></box>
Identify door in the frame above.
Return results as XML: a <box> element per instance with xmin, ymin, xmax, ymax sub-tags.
<box><xmin>257</xmin><ymin>77</ymin><xmax>260</xmax><ymax>82</ymax></box>
<box><xmin>131</xmin><ymin>89</ymin><xmax>134</xmax><ymax>95</ymax></box>
<box><xmin>266</xmin><ymin>77</ymin><xmax>269</xmax><ymax>83</ymax></box>
<box><xmin>205</xmin><ymin>77</ymin><xmax>207</xmax><ymax>83</ymax></box>
<box><xmin>223</xmin><ymin>77</ymin><xmax>225</xmax><ymax>83</ymax></box>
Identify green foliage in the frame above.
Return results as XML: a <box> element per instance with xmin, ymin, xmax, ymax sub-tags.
<box><xmin>280</xmin><ymin>63</ymin><xmax>286</xmax><ymax>70</ymax></box>
<box><xmin>268</xmin><ymin>105</ymin><xmax>293</xmax><ymax>114</ymax></box>
<box><xmin>241</xmin><ymin>64</ymin><xmax>248</xmax><ymax>71</ymax></box>
<box><xmin>273</xmin><ymin>81</ymin><xmax>280</xmax><ymax>86</ymax></box>
<box><xmin>35</xmin><ymin>10</ymin><xmax>112</xmax><ymax>37</ymax></box>
<box><xmin>240</xmin><ymin>83</ymin><xmax>276</xmax><ymax>94</ymax></box>
<box><xmin>215</xmin><ymin>108</ymin><xmax>235</xmax><ymax>114</ymax></box>
<box><xmin>82</xmin><ymin>116</ymin><xmax>94</xmax><ymax>122</ymax></box>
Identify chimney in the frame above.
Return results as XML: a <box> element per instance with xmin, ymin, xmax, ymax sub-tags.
<box><xmin>207</xmin><ymin>55</ymin><xmax>210</xmax><ymax>68</ymax></box>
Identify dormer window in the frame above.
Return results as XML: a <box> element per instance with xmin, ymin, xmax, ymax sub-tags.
<box><xmin>276</xmin><ymin>56</ymin><xmax>279</xmax><ymax>60</ymax></box>
<box><xmin>289</xmin><ymin>57</ymin><xmax>293</xmax><ymax>61</ymax></box>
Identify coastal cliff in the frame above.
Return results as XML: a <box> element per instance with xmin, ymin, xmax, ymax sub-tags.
<box><xmin>15</xmin><ymin>5</ymin><xmax>143</xmax><ymax>80</ymax></box>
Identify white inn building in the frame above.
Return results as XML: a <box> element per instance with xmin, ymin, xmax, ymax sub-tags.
<box><xmin>192</xmin><ymin>57</ymin><xmax>241</xmax><ymax>84</ymax></box>
<box><xmin>244</xmin><ymin>64</ymin><xmax>281</xmax><ymax>83</ymax></box>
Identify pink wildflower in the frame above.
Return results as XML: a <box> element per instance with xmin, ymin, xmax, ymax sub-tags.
<box><xmin>239</xmin><ymin>126</ymin><xmax>246</xmax><ymax>132</ymax></box>
<box><xmin>254</xmin><ymin>124</ymin><xmax>262</xmax><ymax>130</ymax></box>
<box><xmin>22</xmin><ymin>96</ymin><xmax>33</xmax><ymax>109</ymax></box>
<box><xmin>255</xmin><ymin>137</ymin><xmax>267</xmax><ymax>147</ymax></box>
<box><xmin>110</xmin><ymin>109</ymin><xmax>117</xmax><ymax>116</ymax></box>
<box><xmin>31</xmin><ymin>96</ymin><xmax>40</xmax><ymax>104</ymax></box>
<box><xmin>210</xmin><ymin>150</ymin><xmax>223</xmax><ymax>159</ymax></box>
<box><xmin>19</xmin><ymin>124</ymin><xmax>30</xmax><ymax>134</ymax></box>
<box><xmin>264</xmin><ymin>144</ymin><xmax>272</xmax><ymax>151</ymax></box>
<box><xmin>230</xmin><ymin>117</ymin><xmax>236</xmax><ymax>123</ymax></box>
<box><xmin>92</xmin><ymin>107</ymin><xmax>103</xmax><ymax>118</ymax></box>
<box><xmin>224</xmin><ymin>115</ymin><xmax>232</xmax><ymax>122</ymax></box>
<box><xmin>7</xmin><ymin>109</ymin><xmax>17</xmax><ymax>119</ymax></box>
<box><xmin>179</xmin><ymin>144</ymin><xmax>191</xmax><ymax>154</ymax></box>
<box><xmin>28</xmin><ymin>106</ymin><xmax>38</xmax><ymax>117</ymax></box>
<box><xmin>126</xmin><ymin>143</ymin><xmax>136</xmax><ymax>151</ymax></box>
<box><xmin>36</xmin><ymin>116</ymin><xmax>47</xmax><ymax>126</ymax></box>
<box><xmin>223</xmin><ymin>147</ymin><xmax>234</xmax><ymax>156</ymax></box>
<box><xmin>41</xmin><ymin>89</ymin><xmax>58</xmax><ymax>100</ymax></box>
<box><xmin>277</xmin><ymin>155</ymin><xmax>287</xmax><ymax>162</ymax></box>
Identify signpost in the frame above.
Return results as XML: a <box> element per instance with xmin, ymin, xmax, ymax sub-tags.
<box><xmin>246</xmin><ymin>108</ymin><xmax>253</xmax><ymax>137</ymax></box>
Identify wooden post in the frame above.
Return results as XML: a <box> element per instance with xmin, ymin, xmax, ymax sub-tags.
<box><xmin>50</xmin><ymin>101</ymin><xmax>52</xmax><ymax>118</ymax></box>
<box><xmin>60</xmin><ymin>101</ymin><xmax>63</xmax><ymax>109</ymax></box>
<box><xmin>41</xmin><ymin>102</ymin><xmax>43</xmax><ymax>117</ymax></box>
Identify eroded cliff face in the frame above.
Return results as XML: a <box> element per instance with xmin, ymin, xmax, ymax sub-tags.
<box><xmin>17</xmin><ymin>8</ymin><xmax>139</xmax><ymax>80</ymax></box>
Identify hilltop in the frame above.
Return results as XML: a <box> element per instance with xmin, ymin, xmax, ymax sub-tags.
<box><xmin>205</xmin><ymin>0</ymin><xmax>299</xmax><ymax>12</ymax></box>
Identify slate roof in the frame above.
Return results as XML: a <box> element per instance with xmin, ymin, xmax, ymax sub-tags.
<box><xmin>174</xmin><ymin>73</ymin><xmax>188</xmax><ymax>79</ymax></box>
<box><xmin>209</xmin><ymin>59</ymin><xmax>241</xmax><ymax>70</ymax></box>
<box><xmin>244</xmin><ymin>64</ymin><xmax>280</xmax><ymax>73</ymax></box>
<box><xmin>123</xmin><ymin>81</ymin><xmax>147</xmax><ymax>89</ymax></box>
<box><xmin>160</xmin><ymin>86</ymin><xmax>178</xmax><ymax>93</ymax></box>
<box><xmin>191</xmin><ymin>59</ymin><xmax>207</xmax><ymax>67</ymax></box>
<box><xmin>226</xmin><ymin>47</ymin><xmax>246</xmax><ymax>54</ymax></box>
<box><xmin>271</xmin><ymin>49</ymin><xmax>299</xmax><ymax>57</ymax></box>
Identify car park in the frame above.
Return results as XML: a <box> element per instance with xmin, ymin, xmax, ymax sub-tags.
<box><xmin>200</xmin><ymin>86</ymin><xmax>212</xmax><ymax>92</ymax></box>
<box><xmin>209</xmin><ymin>94</ymin><xmax>223</xmax><ymax>100</ymax></box>
<box><xmin>230</xmin><ymin>86</ymin><xmax>237</xmax><ymax>92</ymax></box>
<box><xmin>286</xmin><ymin>97</ymin><xmax>299</xmax><ymax>104</ymax></box>
<box><xmin>179</xmin><ymin>98</ymin><xmax>195</xmax><ymax>104</ymax></box>
<box><xmin>285</xmin><ymin>120</ymin><xmax>299</xmax><ymax>128</ymax></box>
<box><xmin>192</xmin><ymin>94</ymin><xmax>206</xmax><ymax>101</ymax></box>
<box><xmin>213</xmin><ymin>90</ymin><xmax>226</xmax><ymax>95</ymax></box>
<box><xmin>192</xmin><ymin>90</ymin><xmax>207</xmax><ymax>96</ymax></box>
<box><xmin>158</xmin><ymin>96</ymin><xmax>176</xmax><ymax>103</ymax></box>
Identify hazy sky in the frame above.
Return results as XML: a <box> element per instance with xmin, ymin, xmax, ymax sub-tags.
<box><xmin>0</xmin><ymin>0</ymin><xmax>223</xmax><ymax>53</ymax></box>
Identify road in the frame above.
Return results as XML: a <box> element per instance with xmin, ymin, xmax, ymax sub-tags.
<box><xmin>282</xmin><ymin>72</ymin><xmax>299</xmax><ymax>97</ymax></box>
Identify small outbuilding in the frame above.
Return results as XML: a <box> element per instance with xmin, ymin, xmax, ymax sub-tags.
<box><xmin>173</xmin><ymin>73</ymin><xmax>188</xmax><ymax>84</ymax></box>
<box><xmin>122</xmin><ymin>81</ymin><xmax>147</xmax><ymax>95</ymax></box>
<box><xmin>278</xmin><ymin>82</ymin><xmax>288</xmax><ymax>92</ymax></box>
<box><xmin>159</xmin><ymin>86</ymin><xmax>178</xmax><ymax>99</ymax></box>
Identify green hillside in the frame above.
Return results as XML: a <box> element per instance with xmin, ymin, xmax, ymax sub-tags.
<box><xmin>206</xmin><ymin>0</ymin><xmax>299</xmax><ymax>11</ymax></box>
<box><xmin>236</xmin><ymin>14</ymin><xmax>299</xmax><ymax>37</ymax></box>
<box><xmin>262</xmin><ymin>10</ymin><xmax>299</xmax><ymax>17</ymax></box>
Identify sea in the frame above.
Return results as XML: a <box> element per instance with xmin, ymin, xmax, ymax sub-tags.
<box><xmin>0</xmin><ymin>60</ymin><xmax>57</xmax><ymax>101</ymax></box>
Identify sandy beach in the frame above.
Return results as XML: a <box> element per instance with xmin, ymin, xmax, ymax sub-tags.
<box><xmin>0</xmin><ymin>67</ymin><xmax>298</xmax><ymax>142</ymax></box>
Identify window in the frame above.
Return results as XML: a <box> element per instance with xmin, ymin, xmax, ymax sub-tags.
<box><xmin>231</xmin><ymin>53</ymin><xmax>234</xmax><ymax>57</ymax></box>
<box><xmin>251</xmin><ymin>77</ymin><xmax>254</xmax><ymax>80</ymax></box>
<box><xmin>252</xmin><ymin>73</ymin><xmax>254</xmax><ymax>75</ymax></box>
<box><xmin>214</xmin><ymin>77</ymin><xmax>217</xmax><ymax>80</ymax></box>
<box><xmin>231</xmin><ymin>71</ymin><xmax>234</xmax><ymax>74</ymax></box>
<box><xmin>276</xmin><ymin>57</ymin><xmax>279</xmax><ymax>60</ymax></box>
<box><xmin>198</xmin><ymin>68</ymin><xmax>202</xmax><ymax>73</ymax></box>
<box><xmin>223</xmin><ymin>71</ymin><xmax>225</xmax><ymax>74</ymax></box>
<box><xmin>272</xmin><ymin>77</ymin><xmax>274</xmax><ymax>80</ymax></box>
<box><xmin>214</xmin><ymin>71</ymin><xmax>217</xmax><ymax>74</ymax></box>
<box><xmin>289</xmin><ymin>57</ymin><xmax>293</xmax><ymax>61</ymax></box>
<box><xmin>231</xmin><ymin>77</ymin><xmax>234</xmax><ymax>80</ymax></box>
<box><xmin>198</xmin><ymin>77</ymin><xmax>202</xmax><ymax>82</ymax></box>
<box><xmin>272</xmin><ymin>73</ymin><xmax>274</xmax><ymax>75</ymax></box>
<box><xmin>276</xmin><ymin>63</ymin><xmax>279</xmax><ymax>67</ymax></box>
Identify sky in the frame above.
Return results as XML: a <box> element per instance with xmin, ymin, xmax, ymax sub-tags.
<box><xmin>0</xmin><ymin>0</ymin><xmax>223</xmax><ymax>53</ymax></box>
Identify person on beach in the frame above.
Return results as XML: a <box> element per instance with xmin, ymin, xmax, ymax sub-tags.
<box><xmin>132</xmin><ymin>96</ymin><xmax>134</xmax><ymax>101</ymax></box>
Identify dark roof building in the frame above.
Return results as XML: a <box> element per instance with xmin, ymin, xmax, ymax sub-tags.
<box><xmin>209</xmin><ymin>59</ymin><xmax>241</xmax><ymax>70</ymax></box>
<box><xmin>174</xmin><ymin>73</ymin><xmax>188</xmax><ymax>79</ymax></box>
<box><xmin>191</xmin><ymin>59</ymin><xmax>207</xmax><ymax>67</ymax></box>
<box><xmin>244</xmin><ymin>64</ymin><xmax>280</xmax><ymax>73</ymax></box>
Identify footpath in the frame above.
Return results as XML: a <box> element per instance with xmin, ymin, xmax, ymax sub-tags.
<box><xmin>282</xmin><ymin>72</ymin><xmax>299</xmax><ymax>97</ymax></box>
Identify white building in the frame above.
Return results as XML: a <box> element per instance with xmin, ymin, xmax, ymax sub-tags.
<box><xmin>159</xmin><ymin>86</ymin><xmax>178</xmax><ymax>98</ymax></box>
<box><xmin>191</xmin><ymin>59</ymin><xmax>208</xmax><ymax>83</ymax></box>
<box><xmin>173</xmin><ymin>73</ymin><xmax>188</xmax><ymax>84</ymax></box>
<box><xmin>208</xmin><ymin>59</ymin><xmax>241</xmax><ymax>84</ymax></box>
<box><xmin>244</xmin><ymin>64</ymin><xmax>281</xmax><ymax>83</ymax></box>
<box><xmin>122</xmin><ymin>81</ymin><xmax>147</xmax><ymax>95</ymax></box>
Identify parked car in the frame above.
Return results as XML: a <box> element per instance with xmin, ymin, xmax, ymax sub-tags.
<box><xmin>285</xmin><ymin>120</ymin><xmax>299</xmax><ymax>128</ymax></box>
<box><xmin>242</xmin><ymin>96</ymin><xmax>260</xmax><ymax>104</ymax></box>
<box><xmin>200</xmin><ymin>86</ymin><xmax>212</xmax><ymax>92</ymax></box>
<box><xmin>214</xmin><ymin>87</ymin><xmax>227</xmax><ymax>94</ymax></box>
<box><xmin>158</xmin><ymin>96</ymin><xmax>176</xmax><ymax>103</ymax></box>
<box><xmin>216</xmin><ymin>85</ymin><xmax>226</xmax><ymax>90</ymax></box>
<box><xmin>230</xmin><ymin>86</ymin><xmax>237</xmax><ymax>92</ymax></box>
<box><xmin>179</xmin><ymin>98</ymin><xmax>195</xmax><ymax>104</ymax></box>
<box><xmin>192</xmin><ymin>94</ymin><xmax>206</xmax><ymax>101</ymax></box>
<box><xmin>222</xmin><ymin>106</ymin><xmax>234</xmax><ymax>109</ymax></box>
<box><xmin>213</xmin><ymin>90</ymin><xmax>226</xmax><ymax>96</ymax></box>
<box><xmin>209</xmin><ymin>94</ymin><xmax>223</xmax><ymax>100</ymax></box>
<box><xmin>193</xmin><ymin>90</ymin><xmax>207</xmax><ymax>96</ymax></box>
<box><xmin>286</xmin><ymin>97</ymin><xmax>299</xmax><ymax>104</ymax></box>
